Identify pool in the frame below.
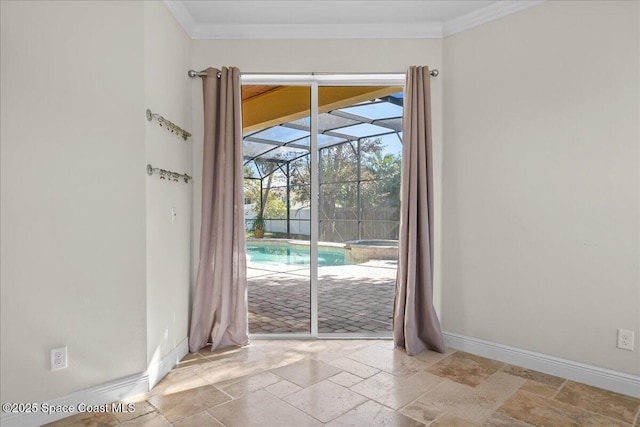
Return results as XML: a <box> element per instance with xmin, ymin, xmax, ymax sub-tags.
<box><xmin>246</xmin><ymin>241</ymin><xmax>352</xmax><ymax>267</ymax></box>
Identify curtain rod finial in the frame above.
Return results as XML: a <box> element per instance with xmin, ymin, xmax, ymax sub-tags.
<box><xmin>188</xmin><ymin>70</ymin><xmax>198</xmax><ymax>78</ymax></box>
<box><xmin>430</xmin><ymin>69</ymin><xmax>439</xmax><ymax>77</ymax></box>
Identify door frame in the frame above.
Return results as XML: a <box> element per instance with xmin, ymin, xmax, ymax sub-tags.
<box><xmin>242</xmin><ymin>73</ymin><xmax>405</xmax><ymax>339</ymax></box>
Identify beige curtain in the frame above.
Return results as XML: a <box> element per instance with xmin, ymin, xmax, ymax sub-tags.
<box><xmin>393</xmin><ymin>66</ymin><xmax>446</xmax><ymax>356</ymax></box>
<box><xmin>189</xmin><ymin>67</ymin><xmax>248</xmax><ymax>353</ymax></box>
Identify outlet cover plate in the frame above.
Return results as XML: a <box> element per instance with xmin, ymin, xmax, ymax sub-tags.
<box><xmin>617</xmin><ymin>329</ymin><xmax>634</xmax><ymax>351</ymax></box>
<box><xmin>50</xmin><ymin>346</ymin><xmax>68</xmax><ymax>371</ymax></box>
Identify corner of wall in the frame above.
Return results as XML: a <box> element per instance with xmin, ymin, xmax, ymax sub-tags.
<box><xmin>144</xmin><ymin>0</ymin><xmax>193</xmax><ymax>368</ymax></box>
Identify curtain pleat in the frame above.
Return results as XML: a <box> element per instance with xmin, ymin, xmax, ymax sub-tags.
<box><xmin>189</xmin><ymin>67</ymin><xmax>248</xmax><ymax>353</ymax></box>
<box><xmin>393</xmin><ymin>66</ymin><xmax>446</xmax><ymax>356</ymax></box>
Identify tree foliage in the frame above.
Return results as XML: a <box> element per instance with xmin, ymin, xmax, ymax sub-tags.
<box><xmin>289</xmin><ymin>138</ymin><xmax>401</xmax><ymax>213</ymax></box>
<box><xmin>244</xmin><ymin>137</ymin><xmax>402</xmax><ymax>239</ymax></box>
<box><xmin>244</xmin><ymin>162</ymin><xmax>287</xmax><ymax>219</ymax></box>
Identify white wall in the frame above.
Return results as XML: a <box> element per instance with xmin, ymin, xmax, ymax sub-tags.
<box><xmin>0</xmin><ymin>0</ymin><xmax>193</xmax><ymax>407</ymax></box>
<box><xmin>0</xmin><ymin>1</ymin><xmax>147</xmax><ymax>402</ymax></box>
<box><xmin>190</xmin><ymin>39</ymin><xmax>445</xmax><ymax>312</ymax></box>
<box><xmin>442</xmin><ymin>0</ymin><xmax>639</xmax><ymax>375</ymax></box>
<box><xmin>144</xmin><ymin>1</ymin><xmax>192</xmax><ymax>370</ymax></box>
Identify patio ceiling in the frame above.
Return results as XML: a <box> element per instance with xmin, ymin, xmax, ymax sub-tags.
<box><xmin>242</xmin><ymin>86</ymin><xmax>402</xmax><ymax>132</ymax></box>
<box><xmin>242</xmin><ymin>86</ymin><xmax>403</xmax><ymax>167</ymax></box>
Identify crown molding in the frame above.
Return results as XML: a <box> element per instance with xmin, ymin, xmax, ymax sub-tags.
<box><xmin>191</xmin><ymin>22</ymin><xmax>443</xmax><ymax>40</ymax></box>
<box><xmin>443</xmin><ymin>0</ymin><xmax>546</xmax><ymax>37</ymax></box>
<box><xmin>164</xmin><ymin>1</ymin><xmax>546</xmax><ymax>40</ymax></box>
<box><xmin>163</xmin><ymin>0</ymin><xmax>197</xmax><ymax>38</ymax></box>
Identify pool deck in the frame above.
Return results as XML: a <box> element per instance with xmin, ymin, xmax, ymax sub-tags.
<box><xmin>248</xmin><ymin>258</ymin><xmax>397</xmax><ymax>335</ymax></box>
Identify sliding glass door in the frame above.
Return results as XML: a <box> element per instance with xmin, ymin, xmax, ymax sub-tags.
<box><xmin>242</xmin><ymin>75</ymin><xmax>404</xmax><ymax>337</ymax></box>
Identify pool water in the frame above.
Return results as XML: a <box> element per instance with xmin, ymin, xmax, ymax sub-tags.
<box><xmin>246</xmin><ymin>243</ymin><xmax>351</xmax><ymax>267</ymax></box>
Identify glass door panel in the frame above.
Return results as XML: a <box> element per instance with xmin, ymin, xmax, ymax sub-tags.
<box><xmin>242</xmin><ymin>85</ymin><xmax>312</xmax><ymax>334</ymax></box>
<box><xmin>317</xmin><ymin>86</ymin><xmax>403</xmax><ymax>335</ymax></box>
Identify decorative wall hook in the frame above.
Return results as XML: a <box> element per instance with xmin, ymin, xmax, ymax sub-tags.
<box><xmin>147</xmin><ymin>164</ymin><xmax>192</xmax><ymax>183</ymax></box>
<box><xmin>146</xmin><ymin>109</ymin><xmax>192</xmax><ymax>141</ymax></box>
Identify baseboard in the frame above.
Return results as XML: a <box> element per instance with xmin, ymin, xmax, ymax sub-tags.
<box><xmin>442</xmin><ymin>332</ymin><xmax>640</xmax><ymax>398</ymax></box>
<box><xmin>0</xmin><ymin>372</ymin><xmax>149</xmax><ymax>427</ymax></box>
<box><xmin>147</xmin><ymin>337</ymin><xmax>189</xmax><ymax>389</ymax></box>
<box><xmin>1</xmin><ymin>338</ymin><xmax>189</xmax><ymax>427</ymax></box>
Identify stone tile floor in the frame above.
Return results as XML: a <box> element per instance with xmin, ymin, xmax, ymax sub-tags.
<box><xmin>47</xmin><ymin>340</ymin><xmax>640</xmax><ymax>426</ymax></box>
<box><xmin>248</xmin><ymin>260</ymin><xmax>397</xmax><ymax>334</ymax></box>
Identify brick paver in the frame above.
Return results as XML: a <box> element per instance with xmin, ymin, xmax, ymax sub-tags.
<box><xmin>248</xmin><ymin>261</ymin><xmax>396</xmax><ymax>334</ymax></box>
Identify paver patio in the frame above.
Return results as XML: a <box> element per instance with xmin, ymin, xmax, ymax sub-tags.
<box><xmin>248</xmin><ymin>260</ymin><xmax>396</xmax><ymax>334</ymax></box>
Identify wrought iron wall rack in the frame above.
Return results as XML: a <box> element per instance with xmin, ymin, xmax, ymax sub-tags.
<box><xmin>146</xmin><ymin>109</ymin><xmax>191</xmax><ymax>141</ymax></box>
<box><xmin>147</xmin><ymin>164</ymin><xmax>192</xmax><ymax>183</ymax></box>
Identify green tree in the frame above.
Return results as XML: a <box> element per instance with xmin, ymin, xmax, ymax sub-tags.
<box><xmin>246</xmin><ymin>137</ymin><xmax>402</xmax><ymax>240</ymax></box>
<box><xmin>261</xmin><ymin>194</ymin><xmax>286</xmax><ymax>218</ymax></box>
<box><xmin>288</xmin><ymin>138</ymin><xmax>402</xmax><ymax>241</ymax></box>
<box><xmin>244</xmin><ymin>161</ymin><xmax>287</xmax><ymax>219</ymax></box>
<box><xmin>361</xmin><ymin>151</ymin><xmax>401</xmax><ymax>212</ymax></box>
<box><xmin>290</xmin><ymin>138</ymin><xmax>390</xmax><ymax>208</ymax></box>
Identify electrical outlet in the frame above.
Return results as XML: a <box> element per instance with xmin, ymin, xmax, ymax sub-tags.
<box><xmin>617</xmin><ymin>329</ymin><xmax>634</xmax><ymax>351</ymax></box>
<box><xmin>50</xmin><ymin>346</ymin><xmax>68</xmax><ymax>371</ymax></box>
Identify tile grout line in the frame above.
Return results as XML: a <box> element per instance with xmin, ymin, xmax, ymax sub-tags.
<box><xmin>550</xmin><ymin>379</ymin><xmax>567</xmax><ymax>400</ymax></box>
<box><xmin>426</xmin><ymin>412</ymin><xmax>446</xmax><ymax>426</ymax></box>
<box><xmin>278</xmin><ymin>388</ymin><xmax>327</xmax><ymax>425</ymax></box>
<box><xmin>401</xmin><ymin>377</ymin><xmax>457</xmax><ymax>423</ymax></box>
<box><xmin>428</xmin><ymin>349</ymin><xmax>457</xmax><ymax>366</ymax></box>
<box><xmin>396</xmin><ymin>386</ymin><xmax>444</xmax><ymax>425</ymax></box>
<box><xmin>480</xmin><ymin>374</ymin><xmax>531</xmax><ymax>426</ymax></box>
<box><xmin>144</xmin><ymin>399</ymin><xmax>161</xmax><ymax>416</ymax></box>
<box><xmin>208</xmin><ymin>411</ymin><xmax>227</xmax><ymax>427</ymax></box>
<box><xmin>216</xmin><ymin>387</ymin><xmax>235</xmax><ymax>401</ymax></box>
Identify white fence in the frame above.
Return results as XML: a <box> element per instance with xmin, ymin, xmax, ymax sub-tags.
<box><xmin>245</xmin><ymin>204</ymin><xmax>311</xmax><ymax>236</ymax></box>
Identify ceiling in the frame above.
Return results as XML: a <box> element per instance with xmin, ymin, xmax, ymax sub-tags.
<box><xmin>164</xmin><ymin>0</ymin><xmax>544</xmax><ymax>39</ymax></box>
<box><xmin>242</xmin><ymin>86</ymin><xmax>401</xmax><ymax>132</ymax></box>
<box><xmin>243</xmin><ymin>87</ymin><xmax>404</xmax><ymax>169</ymax></box>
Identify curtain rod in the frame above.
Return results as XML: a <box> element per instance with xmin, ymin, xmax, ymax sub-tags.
<box><xmin>187</xmin><ymin>69</ymin><xmax>439</xmax><ymax>78</ymax></box>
